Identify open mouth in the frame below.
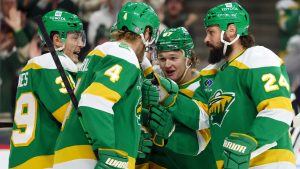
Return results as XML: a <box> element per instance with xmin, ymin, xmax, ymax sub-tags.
<box><xmin>73</xmin><ymin>51</ymin><xmax>80</xmax><ymax>57</ymax></box>
<box><xmin>165</xmin><ymin>70</ymin><xmax>176</xmax><ymax>77</ymax></box>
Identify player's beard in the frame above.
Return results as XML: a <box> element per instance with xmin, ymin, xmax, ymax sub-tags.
<box><xmin>207</xmin><ymin>36</ymin><xmax>233</xmax><ymax>64</ymax></box>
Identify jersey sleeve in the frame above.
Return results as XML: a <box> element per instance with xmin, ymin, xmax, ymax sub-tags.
<box><xmin>245</xmin><ymin>64</ymin><xmax>294</xmax><ymax>146</ymax></box>
<box><xmin>78</xmin><ymin>55</ymin><xmax>140</xmax><ymax>150</ymax></box>
<box><xmin>166</xmin><ymin>124</ymin><xmax>211</xmax><ymax>156</ymax></box>
<box><xmin>22</xmin><ymin>61</ymin><xmax>74</xmax><ymax>123</ymax></box>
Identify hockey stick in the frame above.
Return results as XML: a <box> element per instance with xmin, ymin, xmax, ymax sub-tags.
<box><xmin>0</xmin><ymin>122</ymin><xmax>13</xmax><ymax>128</ymax></box>
<box><xmin>250</xmin><ymin>141</ymin><xmax>277</xmax><ymax>159</ymax></box>
<box><xmin>35</xmin><ymin>16</ymin><xmax>78</xmax><ymax>109</ymax></box>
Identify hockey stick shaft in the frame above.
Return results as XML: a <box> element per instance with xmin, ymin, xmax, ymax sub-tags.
<box><xmin>250</xmin><ymin>141</ymin><xmax>277</xmax><ymax>159</ymax></box>
<box><xmin>35</xmin><ymin>16</ymin><xmax>78</xmax><ymax>109</ymax></box>
<box><xmin>35</xmin><ymin>16</ymin><xmax>94</xmax><ymax>145</ymax></box>
<box><xmin>0</xmin><ymin>122</ymin><xmax>13</xmax><ymax>128</ymax></box>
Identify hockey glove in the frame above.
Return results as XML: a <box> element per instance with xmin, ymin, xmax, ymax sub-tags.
<box><xmin>153</xmin><ymin>74</ymin><xmax>179</xmax><ymax>108</ymax></box>
<box><xmin>142</xmin><ymin>79</ymin><xmax>159</xmax><ymax>108</ymax></box>
<box><xmin>137</xmin><ymin>128</ymin><xmax>153</xmax><ymax>159</ymax></box>
<box><xmin>95</xmin><ymin>150</ymin><xmax>128</xmax><ymax>169</ymax></box>
<box><xmin>222</xmin><ymin>133</ymin><xmax>257</xmax><ymax>169</ymax></box>
<box><xmin>149</xmin><ymin>105</ymin><xmax>175</xmax><ymax>141</ymax></box>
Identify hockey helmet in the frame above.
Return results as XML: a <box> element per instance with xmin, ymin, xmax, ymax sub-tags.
<box><xmin>157</xmin><ymin>27</ymin><xmax>194</xmax><ymax>58</ymax></box>
<box><xmin>39</xmin><ymin>10</ymin><xmax>86</xmax><ymax>46</ymax></box>
<box><xmin>204</xmin><ymin>2</ymin><xmax>250</xmax><ymax>36</ymax></box>
<box><xmin>116</xmin><ymin>2</ymin><xmax>160</xmax><ymax>43</ymax></box>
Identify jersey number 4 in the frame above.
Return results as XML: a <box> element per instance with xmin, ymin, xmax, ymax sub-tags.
<box><xmin>11</xmin><ymin>93</ymin><xmax>37</xmax><ymax>147</ymax></box>
<box><xmin>104</xmin><ymin>64</ymin><xmax>123</xmax><ymax>83</ymax></box>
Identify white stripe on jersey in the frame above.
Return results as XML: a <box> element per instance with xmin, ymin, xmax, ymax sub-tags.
<box><xmin>53</xmin><ymin>159</ymin><xmax>97</xmax><ymax>169</ymax></box>
<box><xmin>193</xmin><ymin>99</ymin><xmax>210</xmax><ymax>130</ymax></box>
<box><xmin>250</xmin><ymin>161</ymin><xmax>296</xmax><ymax>169</ymax></box>
<box><xmin>236</xmin><ymin>46</ymin><xmax>282</xmax><ymax>69</ymax></box>
<box><xmin>79</xmin><ymin>94</ymin><xmax>114</xmax><ymax>115</ymax></box>
<box><xmin>186</xmin><ymin>81</ymin><xmax>200</xmax><ymax>92</ymax></box>
<box><xmin>94</xmin><ymin>42</ymin><xmax>140</xmax><ymax>68</ymax></box>
<box><xmin>27</xmin><ymin>53</ymin><xmax>78</xmax><ymax>72</ymax></box>
<box><xmin>196</xmin><ymin>131</ymin><xmax>209</xmax><ymax>155</ymax></box>
<box><xmin>257</xmin><ymin>108</ymin><xmax>294</xmax><ymax>125</ymax></box>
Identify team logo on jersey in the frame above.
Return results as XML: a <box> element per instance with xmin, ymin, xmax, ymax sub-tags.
<box><xmin>208</xmin><ymin>89</ymin><xmax>235</xmax><ymax>127</ymax></box>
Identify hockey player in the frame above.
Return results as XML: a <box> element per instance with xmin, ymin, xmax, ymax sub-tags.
<box><xmin>143</xmin><ymin>2</ymin><xmax>296</xmax><ymax>169</ymax></box>
<box><xmin>9</xmin><ymin>10</ymin><xmax>85</xmax><ymax>169</ymax></box>
<box><xmin>137</xmin><ymin>27</ymin><xmax>217</xmax><ymax>169</ymax></box>
<box><xmin>53</xmin><ymin>2</ymin><xmax>160</xmax><ymax>169</ymax></box>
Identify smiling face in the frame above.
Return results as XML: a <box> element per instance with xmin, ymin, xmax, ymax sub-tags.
<box><xmin>63</xmin><ymin>32</ymin><xmax>85</xmax><ymax>63</ymax></box>
<box><xmin>158</xmin><ymin>50</ymin><xmax>187</xmax><ymax>83</ymax></box>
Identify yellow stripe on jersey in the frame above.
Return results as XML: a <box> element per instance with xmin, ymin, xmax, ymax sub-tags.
<box><xmin>83</xmin><ymin>82</ymin><xmax>121</xmax><ymax>103</ymax></box>
<box><xmin>200</xmin><ymin>69</ymin><xmax>217</xmax><ymax>76</ymax></box>
<box><xmin>10</xmin><ymin>155</ymin><xmax>54</xmax><ymax>169</ymax></box>
<box><xmin>87</xmin><ymin>49</ymin><xmax>106</xmax><ymax>58</ymax></box>
<box><xmin>143</xmin><ymin>66</ymin><xmax>153</xmax><ymax>77</ymax></box>
<box><xmin>249</xmin><ymin>149</ymin><xmax>296</xmax><ymax>166</ymax></box>
<box><xmin>52</xmin><ymin>102</ymin><xmax>70</xmax><ymax>123</ymax></box>
<box><xmin>194</xmin><ymin>100</ymin><xmax>208</xmax><ymax>114</ymax></box>
<box><xmin>99</xmin><ymin>148</ymin><xmax>136</xmax><ymax>169</ymax></box>
<box><xmin>230</xmin><ymin>60</ymin><xmax>249</xmax><ymax>69</ymax></box>
<box><xmin>179</xmin><ymin>88</ymin><xmax>194</xmax><ymax>98</ymax></box>
<box><xmin>216</xmin><ymin>160</ymin><xmax>224</xmax><ymax>169</ymax></box>
<box><xmin>198</xmin><ymin>128</ymin><xmax>211</xmax><ymax>143</ymax></box>
<box><xmin>54</xmin><ymin>145</ymin><xmax>96</xmax><ymax>165</ymax></box>
<box><xmin>280</xmin><ymin>58</ymin><xmax>284</xmax><ymax>65</ymax></box>
<box><xmin>179</xmin><ymin>71</ymin><xmax>201</xmax><ymax>86</ymax></box>
<box><xmin>22</xmin><ymin>63</ymin><xmax>43</xmax><ymax>71</ymax></box>
<box><xmin>216</xmin><ymin>149</ymin><xmax>296</xmax><ymax>169</ymax></box>
<box><xmin>256</xmin><ymin>97</ymin><xmax>293</xmax><ymax>112</ymax></box>
<box><xmin>137</xmin><ymin>105</ymin><xmax>142</xmax><ymax>113</ymax></box>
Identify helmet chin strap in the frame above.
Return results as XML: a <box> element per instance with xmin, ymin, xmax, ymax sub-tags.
<box><xmin>140</xmin><ymin>33</ymin><xmax>155</xmax><ymax>50</ymax></box>
<box><xmin>220</xmin><ymin>31</ymin><xmax>240</xmax><ymax>55</ymax></box>
<box><xmin>55</xmin><ymin>39</ymin><xmax>66</xmax><ymax>52</ymax></box>
<box><xmin>178</xmin><ymin>54</ymin><xmax>192</xmax><ymax>84</ymax></box>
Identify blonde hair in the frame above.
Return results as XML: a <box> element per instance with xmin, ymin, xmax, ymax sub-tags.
<box><xmin>110</xmin><ymin>30</ymin><xmax>140</xmax><ymax>43</ymax></box>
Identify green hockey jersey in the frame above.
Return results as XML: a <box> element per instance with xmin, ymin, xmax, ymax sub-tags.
<box><xmin>9</xmin><ymin>53</ymin><xmax>77</xmax><ymax>169</ymax></box>
<box><xmin>53</xmin><ymin>41</ymin><xmax>142</xmax><ymax>169</ymax></box>
<box><xmin>194</xmin><ymin>46</ymin><xmax>296</xmax><ymax>169</ymax></box>
<box><xmin>143</xmin><ymin>71</ymin><xmax>217</xmax><ymax>169</ymax></box>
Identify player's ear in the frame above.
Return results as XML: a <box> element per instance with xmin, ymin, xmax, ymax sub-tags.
<box><xmin>226</xmin><ymin>24</ymin><xmax>237</xmax><ymax>39</ymax></box>
<box><xmin>53</xmin><ymin>33</ymin><xmax>63</xmax><ymax>48</ymax></box>
<box><xmin>144</xmin><ymin>27</ymin><xmax>151</xmax><ymax>42</ymax></box>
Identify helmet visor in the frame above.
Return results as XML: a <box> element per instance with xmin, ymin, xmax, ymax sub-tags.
<box><xmin>66</xmin><ymin>30</ymin><xmax>86</xmax><ymax>47</ymax></box>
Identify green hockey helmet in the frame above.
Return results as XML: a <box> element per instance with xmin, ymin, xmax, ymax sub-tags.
<box><xmin>116</xmin><ymin>2</ymin><xmax>160</xmax><ymax>44</ymax></box>
<box><xmin>204</xmin><ymin>2</ymin><xmax>250</xmax><ymax>36</ymax></box>
<box><xmin>157</xmin><ymin>27</ymin><xmax>194</xmax><ymax>58</ymax></box>
<box><xmin>39</xmin><ymin>10</ymin><xmax>85</xmax><ymax>46</ymax></box>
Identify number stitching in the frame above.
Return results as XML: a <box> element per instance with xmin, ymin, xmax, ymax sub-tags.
<box><xmin>12</xmin><ymin>92</ymin><xmax>37</xmax><ymax>147</ymax></box>
<box><xmin>104</xmin><ymin>64</ymin><xmax>123</xmax><ymax>83</ymax></box>
<box><xmin>261</xmin><ymin>73</ymin><xmax>290</xmax><ymax>92</ymax></box>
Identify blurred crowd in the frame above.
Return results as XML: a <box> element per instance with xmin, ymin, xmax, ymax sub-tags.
<box><xmin>0</xmin><ymin>0</ymin><xmax>300</xmax><ymax>121</ymax></box>
<box><xmin>0</xmin><ymin>0</ymin><xmax>199</xmax><ymax>119</ymax></box>
<box><xmin>276</xmin><ymin>0</ymin><xmax>300</xmax><ymax>112</ymax></box>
